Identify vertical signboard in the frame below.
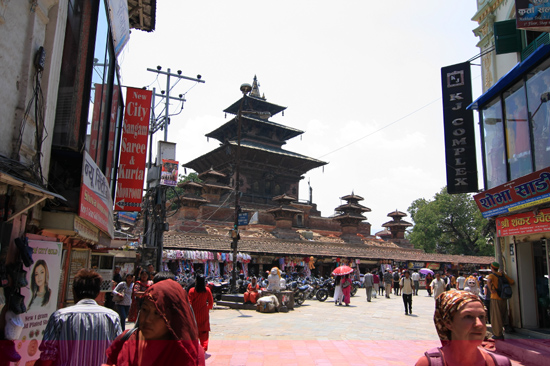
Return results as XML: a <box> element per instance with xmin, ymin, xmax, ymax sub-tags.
<box><xmin>105</xmin><ymin>85</ymin><xmax>121</xmax><ymax>183</ymax></box>
<box><xmin>89</xmin><ymin>84</ymin><xmax>108</xmax><ymax>161</ymax></box>
<box><xmin>516</xmin><ymin>0</ymin><xmax>550</xmax><ymax>32</ymax></box>
<box><xmin>80</xmin><ymin>151</ymin><xmax>115</xmax><ymax>238</ymax></box>
<box><xmin>114</xmin><ymin>87</ymin><xmax>152</xmax><ymax>211</ymax></box>
<box><xmin>16</xmin><ymin>240</ymin><xmax>63</xmax><ymax>365</ymax></box>
<box><xmin>107</xmin><ymin>0</ymin><xmax>130</xmax><ymax>56</ymax></box>
<box><xmin>441</xmin><ymin>62</ymin><xmax>478</xmax><ymax>194</ymax></box>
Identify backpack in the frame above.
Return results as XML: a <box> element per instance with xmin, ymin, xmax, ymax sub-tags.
<box><xmin>497</xmin><ymin>274</ymin><xmax>513</xmax><ymax>300</ymax></box>
<box><xmin>424</xmin><ymin>347</ymin><xmax>511</xmax><ymax>366</ymax></box>
<box><xmin>393</xmin><ymin>272</ymin><xmax>399</xmax><ymax>281</ymax></box>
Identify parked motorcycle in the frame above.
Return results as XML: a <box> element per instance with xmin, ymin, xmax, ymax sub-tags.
<box><xmin>316</xmin><ymin>278</ymin><xmax>334</xmax><ymax>302</ymax></box>
<box><xmin>207</xmin><ymin>279</ymin><xmax>230</xmax><ymax>301</ymax></box>
<box><xmin>288</xmin><ymin>280</ymin><xmax>308</xmax><ymax>306</ymax></box>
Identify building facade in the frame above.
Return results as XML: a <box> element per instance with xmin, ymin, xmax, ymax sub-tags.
<box><xmin>470</xmin><ymin>0</ymin><xmax>550</xmax><ymax>331</ymax></box>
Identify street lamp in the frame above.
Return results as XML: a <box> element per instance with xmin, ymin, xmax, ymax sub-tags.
<box><xmin>231</xmin><ymin>82</ymin><xmax>252</xmax><ymax>293</ymax></box>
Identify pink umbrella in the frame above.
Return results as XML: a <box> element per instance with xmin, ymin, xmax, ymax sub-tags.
<box><xmin>332</xmin><ymin>265</ymin><xmax>354</xmax><ymax>276</ymax></box>
<box><xmin>419</xmin><ymin>268</ymin><xmax>434</xmax><ymax>275</ymax></box>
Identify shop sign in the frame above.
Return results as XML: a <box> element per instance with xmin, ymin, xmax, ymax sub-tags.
<box><xmin>441</xmin><ymin>62</ymin><xmax>478</xmax><ymax>194</ymax></box>
<box><xmin>474</xmin><ymin>167</ymin><xmax>550</xmax><ymax>218</ymax></box>
<box><xmin>80</xmin><ymin>151</ymin><xmax>114</xmax><ymax>238</ymax></box>
<box><xmin>107</xmin><ymin>0</ymin><xmax>130</xmax><ymax>56</ymax></box>
<box><xmin>20</xmin><ymin>240</ymin><xmax>63</xmax><ymax>365</ymax></box>
<box><xmin>74</xmin><ymin>215</ymin><xmax>99</xmax><ymax>242</ymax></box>
<box><xmin>407</xmin><ymin>262</ymin><xmax>425</xmax><ymax>269</ymax></box>
<box><xmin>496</xmin><ymin>208</ymin><xmax>550</xmax><ymax>236</ymax></box>
<box><xmin>114</xmin><ymin>87</ymin><xmax>152</xmax><ymax>211</ymax></box>
<box><xmin>426</xmin><ymin>262</ymin><xmax>441</xmax><ymax>270</ymax></box>
<box><xmin>516</xmin><ymin>0</ymin><xmax>550</xmax><ymax>32</ymax></box>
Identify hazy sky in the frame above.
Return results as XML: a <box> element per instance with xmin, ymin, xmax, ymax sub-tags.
<box><xmin>119</xmin><ymin>1</ymin><xmax>484</xmax><ymax>234</ymax></box>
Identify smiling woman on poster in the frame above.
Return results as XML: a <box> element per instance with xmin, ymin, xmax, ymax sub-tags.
<box><xmin>27</xmin><ymin>259</ymin><xmax>51</xmax><ymax>312</ymax></box>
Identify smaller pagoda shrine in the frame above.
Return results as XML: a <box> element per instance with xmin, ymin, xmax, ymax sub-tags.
<box><xmin>381</xmin><ymin>210</ymin><xmax>413</xmax><ymax>248</ymax></box>
<box><xmin>334</xmin><ymin>193</ymin><xmax>371</xmax><ymax>244</ymax></box>
<box><xmin>267</xmin><ymin>194</ymin><xmax>303</xmax><ymax>239</ymax></box>
<box><xmin>198</xmin><ymin>168</ymin><xmax>231</xmax><ymax>204</ymax></box>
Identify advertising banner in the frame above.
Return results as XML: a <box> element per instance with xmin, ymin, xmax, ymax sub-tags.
<box><xmin>160</xmin><ymin>159</ymin><xmax>178</xmax><ymax>187</ymax></box>
<box><xmin>80</xmin><ymin>151</ymin><xmax>115</xmax><ymax>238</ymax></box>
<box><xmin>516</xmin><ymin>0</ymin><xmax>550</xmax><ymax>32</ymax></box>
<box><xmin>474</xmin><ymin>166</ymin><xmax>550</xmax><ymax>218</ymax></box>
<box><xmin>114</xmin><ymin>87</ymin><xmax>152</xmax><ymax>211</ymax></box>
<box><xmin>88</xmin><ymin>84</ymin><xmax>108</xmax><ymax>162</ymax></box>
<box><xmin>15</xmin><ymin>240</ymin><xmax>63</xmax><ymax>365</ymax></box>
<box><xmin>441</xmin><ymin>62</ymin><xmax>478</xmax><ymax>194</ymax></box>
<box><xmin>496</xmin><ymin>208</ymin><xmax>550</xmax><ymax>236</ymax></box>
<box><xmin>107</xmin><ymin>0</ymin><xmax>130</xmax><ymax>56</ymax></box>
<box><xmin>105</xmin><ymin>85</ymin><xmax>121</xmax><ymax>183</ymax></box>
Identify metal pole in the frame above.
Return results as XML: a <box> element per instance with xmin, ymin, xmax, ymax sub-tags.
<box><xmin>231</xmin><ymin>96</ymin><xmax>245</xmax><ymax>293</ymax></box>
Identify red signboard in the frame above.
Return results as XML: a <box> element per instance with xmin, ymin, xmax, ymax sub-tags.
<box><xmin>516</xmin><ymin>0</ymin><xmax>550</xmax><ymax>32</ymax></box>
<box><xmin>114</xmin><ymin>87</ymin><xmax>152</xmax><ymax>211</ymax></box>
<box><xmin>79</xmin><ymin>152</ymin><xmax>114</xmax><ymax>238</ymax></box>
<box><xmin>496</xmin><ymin>208</ymin><xmax>550</xmax><ymax>237</ymax></box>
<box><xmin>89</xmin><ymin>84</ymin><xmax>108</xmax><ymax>161</ymax></box>
<box><xmin>473</xmin><ymin>166</ymin><xmax>550</xmax><ymax>218</ymax></box>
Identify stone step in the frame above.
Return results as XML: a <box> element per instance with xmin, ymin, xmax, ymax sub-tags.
<box><xmin>216</xmin><ymin>300</ymin><xmax>257</xmax><ymax>310</ymax></box>
<box><xmin>221</xmin><ymin>293</ymin><xmax>244</xmax><ymax>302</ymax></box>
<box><xmin>495</xmin><ymin>339</ymin><xmax>550</xmax><ymax>366</ymax></box>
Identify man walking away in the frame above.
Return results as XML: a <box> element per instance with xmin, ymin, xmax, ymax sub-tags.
<box><xmin>431</xmin><ymin>272</ymin><xmax>446</xmax><ymax>300</ymax></box>
<box><xmin>364</xmin><ymin>270</ymin><xmax>374</xmax><ymax>302</ymax></box>
<box><xmin>400</xmin><ymin>271</ymin><xmax>414</xmax><ymax>315</ymax></box>
<box><xmin>411</xmin><ymin>270</ymin><xmax>420</xmax><ymax>296</ymax></box>
<box><xmin>393</xmin><ymin>270</ymin><xmax>400</xmax><ymax>296</ymax></box>
<box><xmin>383</xmin><ymin>270</ymin><xmax>393</xmax><ymax>298</ymax></box>
<box><xmin>456</xmin><ymin>272</ymin><xmax>466</xmax><ymax>290</ymax></box>
<box><xmin>36</xmin><ymin>269</ymin><xmax>122</xmax><ymax>366</ymax></box>
<box><xmin>487</xmin><ymin>262</ymin><xmax>515</xmax><ymax>340</ymax></box>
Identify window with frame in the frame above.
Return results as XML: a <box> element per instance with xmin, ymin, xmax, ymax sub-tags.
<box><xmin>526</xmin><ymin>59</ymin><xmax>550</xmax><ymax>171</ymax></box>
<box><xmin>482</xmin><ymin>99</ymin><xmax>507</xmax><ymax>189</ymax></box>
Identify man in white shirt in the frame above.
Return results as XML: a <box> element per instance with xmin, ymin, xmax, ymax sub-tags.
<box><xmin>400</xmin><ymin>271</ymin><xmax>414</xmax><ymax>315</ymax></box>
<box><xmin>411</xmin><ymin>271</ymin><xmax>420</xmax><ymax>296</ymax></box>
<box><xmin>430</xmin><ymin>272</ymin><xmax>446</xmax><ymax>299</ymax></box>
<box><xmin>456</xmin><ymin>272</ymin><xmax>467</xmax><ymax>290</ymax></box>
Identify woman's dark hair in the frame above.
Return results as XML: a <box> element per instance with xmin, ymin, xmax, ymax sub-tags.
<box><xmin>153</xmin><ymin>271</ymin><xmax>176</xmax><ymax>283</ymax></box>
<box><xmin>28</xmin><ymin>259</ymin><xmax>51</xmax><ymax>308</ymax></box>
<box><xmin>73</xmin><ymin>269</ymin><xmax>102</xmax><ymax>301</ymax></box>
<box><xmin>334</xmin><ymin>276</ymin><xmax>341</xmax><ymax>285</ymax></box>
<box><xmin>195</xmin><ymin>274</ymin><xmax>206</xmax><ymax>293</ymax></box>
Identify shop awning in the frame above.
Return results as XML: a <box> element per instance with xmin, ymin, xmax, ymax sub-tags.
<box><xmin>468</xmin><ymin>44</ymin><xmax>550</xmax><ymax>110</ymax></box>
<box><xmin>0</xmin><ymin>170</ymin><xmax>66</xmax><ymax>222</ymax></box>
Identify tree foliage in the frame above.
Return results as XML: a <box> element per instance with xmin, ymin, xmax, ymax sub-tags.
<box><xmin>165</xmin><ymin>172</ymin><xmax>202</xmax><ymax>202</ymax></box>
<box><xmin>407</xmin><ymin>187</ymin><xmax>494</xmax><ymax>256</ymax></box>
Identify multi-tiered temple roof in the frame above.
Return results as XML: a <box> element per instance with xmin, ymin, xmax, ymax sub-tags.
<box><xmin>184</xmin><ymin>76</ymin><xmax>327</xmax><ymax>205</ymax></box>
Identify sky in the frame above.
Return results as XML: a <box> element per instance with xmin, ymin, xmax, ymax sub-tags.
<box><xmin>119</xmin><ymin>1</ymin><xmax>484</xmax><ymax>234</ymax></box>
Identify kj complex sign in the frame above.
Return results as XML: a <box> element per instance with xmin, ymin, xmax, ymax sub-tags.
<box><xmin>114</xmin><ymin>87</ymin><xmax>152</xmax><ymax>211</ymax></box>
<box><xmin>474</xmin><ymin>166</ymin><xmax>550</xmax><ymax>218</ymax></box>
<box><xmin>441</xmin><ymin>62</ymin><xmax>478</xmax><ymax>194</ymax></box>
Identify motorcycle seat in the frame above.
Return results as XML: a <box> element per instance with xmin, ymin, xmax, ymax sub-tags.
<box><xmin>299</xmin><ymin>285</ymin><xmax>309</xmax><ymax>291</ymax></box>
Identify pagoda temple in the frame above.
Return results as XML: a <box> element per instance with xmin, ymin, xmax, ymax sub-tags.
<box><xmin>381</xmin><ymin>209</ymin><xmax>413</xmax><ymax>248</ymax></box>
<box><xmin>334</xmin><ymin>193</ymin><xmax>371</xmax><ymax>244</ymax></box>
<box><xmin>183</xmin><ymin>76</ymin><xmax>327</xmax><ymax>206</ymax></box>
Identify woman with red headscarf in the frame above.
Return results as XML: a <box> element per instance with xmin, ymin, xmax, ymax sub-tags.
<box><xmin>104</xmin><ymin>279</ymin><xmax>204</xmax><ymax>366</ymax></box>
<box><xmin>415</xmin><ymin>290</ymin><xmax>510</xmax><ymax>366</ymax></box>
<box><xmin>188</xmin><ymin>275</ymin><xmax>214</xmax><ymax>352</ymax></box>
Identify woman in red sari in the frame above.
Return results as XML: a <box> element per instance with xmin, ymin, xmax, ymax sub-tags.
<box><xmin>341</xmin><ymin>274</ymin><xmax>352</xmax><ymax>306</ymax></box>
<box><xmin>104</xmin><ymin>279</ymin><xmax>204</xmax><ymax>366</ymax></box>
<box><xmin>128</xmin><ymin>270</ymin><xmax>153</xmax><ymax>323</ymax></box>
<box><xmin>188</xmin><ymin>275</ymin><xmax>214</xmax><ymax>352</ymax></box>
<box><xmin>243</xmin><ymin>277</ymin><xmax>260</xmax><ymax>304</ymax></box>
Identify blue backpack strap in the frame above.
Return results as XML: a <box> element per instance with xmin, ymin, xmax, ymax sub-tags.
<box><xmin>488</xmin><ymin>352</ymin><xmax>512</xmax><ymax>366</ymax></box>
<box><xmin>424</xmin><ymin>347</ymin><xmax>444</xmax><ymax>366</ymax></box>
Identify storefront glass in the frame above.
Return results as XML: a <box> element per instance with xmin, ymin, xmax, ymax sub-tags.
<box><xmin>482</xmin><ymin>99</ymin><xmax>507</xmax><ymax>188</ymax></box>
<box><xmin>503</xmin><ymin>83</ymin><xmax>532</xmax><ymax>180</ymax></box>
<box><xmin>526</xmin><ymin>59</ymin><xmax>550</xmax><ymax>171</ymax></box>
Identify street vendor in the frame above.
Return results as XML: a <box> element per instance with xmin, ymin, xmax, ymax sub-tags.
<box><xmin>244</xmin><ymin>277</ymin><xmax>261</xmax><ymax>304</ymax></box>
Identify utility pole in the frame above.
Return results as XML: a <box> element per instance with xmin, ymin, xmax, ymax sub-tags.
<box><xmin>143</xmin><ymin>67</ymin><xmax>204</xmax><ymax>272</ymax></box>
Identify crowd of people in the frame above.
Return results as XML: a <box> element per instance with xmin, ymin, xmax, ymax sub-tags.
<box><xmin>25</xmin><ymin>261</ymin><xmax>514</xmax><ymax>366</ymax></box>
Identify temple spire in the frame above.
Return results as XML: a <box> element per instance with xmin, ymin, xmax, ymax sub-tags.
<box><xmin>250</xmin><ymin>75</ymin><xmax>263</xmax><ymax>98</ymax></box>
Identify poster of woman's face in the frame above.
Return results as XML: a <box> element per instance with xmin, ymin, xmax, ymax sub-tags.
<box><xmin>28</xmin><ymin>259</ymin><xmax>51</xmax><ymax>310</ymax></box>
<box><xmin>18</xmin><ymin>240</ymin><xmax>63</xmax><ymax>365</ymax></box>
